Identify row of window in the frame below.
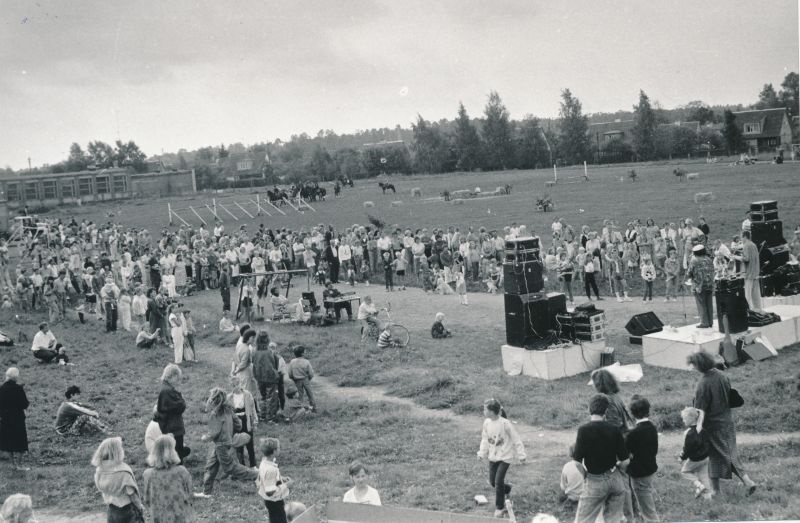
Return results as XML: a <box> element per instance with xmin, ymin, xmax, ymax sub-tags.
<box><xmin>3</xmin><ymin>176</ymin><xmax>128</xmax><ymax>201</ymax></box>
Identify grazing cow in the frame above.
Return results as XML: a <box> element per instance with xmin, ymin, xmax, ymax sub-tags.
<box><xmin>673</xmin><ymin>168</ymin><xmax>687</xmax><ymax>182</ymax></box>
<box><xmin>378</xmin><ymin>182</ymin><xmax>396</xmax><ymax>194</ymax></box>
<box><xmin>686</xmin><ymin>172</ymin><xmax>699</xmax><ymax>181</ymax></box>
<box><xmin>411</xmin><ymin>187</ymin><xmax>422</xmax><ymax>197</ymax></box>
<box><xmin>334</xmin><ymin>183</ymin><xmax>341</xmax><ymax>197</ymax></box>
<box><xmin>390</xmin><ymin>200</ymin><xmax>403</xmax><ymax>207</ymax></box>
<box><xmin>363</xmin><ymin>201</ymin><xmax>375</xmax><ymax>208</ymax></box>
<box><xmin>441</xmin><ymin>190</ymin><xmax>451</xmax><ymax>201</ymax></box>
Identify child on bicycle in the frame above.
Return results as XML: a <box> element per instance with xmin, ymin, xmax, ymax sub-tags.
<box><xmin>357</xmin><ymin>295</ymin><xmax>379</xmax><ymax>343</ymax></box>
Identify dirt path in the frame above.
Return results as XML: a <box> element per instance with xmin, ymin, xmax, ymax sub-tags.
<box><xmin>313</xmin><ymin>376</ymin><xmax>800</xmax><ymax>450</ymax></box>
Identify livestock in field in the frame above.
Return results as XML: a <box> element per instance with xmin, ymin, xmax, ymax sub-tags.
<box><xmin>411</xmin><ymin>187</ymin><xmax>422</xmax><ymax>197</ymax></box>
<box><xmin>378</xmin><ymin>182</ymin><xmax>396</xmax><ymax>194</ymax></box>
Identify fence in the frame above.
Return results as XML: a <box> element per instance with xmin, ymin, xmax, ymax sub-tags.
<box><xmin>167</xmin><ymin>194</ymin><xmax>315</xmax><ymax>227</ymax></box>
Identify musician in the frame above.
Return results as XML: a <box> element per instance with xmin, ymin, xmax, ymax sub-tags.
<box><xmin>323</xmin><ymin>281</ymin><xmax>353</xmax><ymax>321</ymax></box>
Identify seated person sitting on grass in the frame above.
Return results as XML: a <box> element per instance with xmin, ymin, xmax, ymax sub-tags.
<box><xmin>136</xmin><ymin>326</ymin><xmax>161</xmax><ymax>349</ymax></box>
<box><xmin>283</xmin><ymin>387</ymin><xmax>309</xmax><ymax>422</ymax></box>
<box><xmin>377</xmin><ymin>325</ymin><xmax>395</xmax><ymax>348</ymax></box>
<box><xmin>430</xmin><ymin>312</ymin><xmax>452</xmax><ymax>339</ymax></box>
<box><xmin>31</xmin><ymin>322</ymin><xmax>69</xmax><ymax>364</ymax></box>
<box><xmin>55</xmin><ymin>385</ymin><xmax>111</xmax><ymax>436</ymax></box>
<box><xmin>559</xmin><ymin>444</ymin><xmax>585</xmax><ymax>504</ymax></box>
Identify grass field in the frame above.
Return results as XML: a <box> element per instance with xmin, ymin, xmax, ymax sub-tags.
<box><xmin>37</xmin><ymin>161</ymin><xmax>800</xmax><ymax>241</ymax></box>
<box><xmin>3</xmin><ymin>160</ymin><xmax>800</xmax><ymax>521</ymax></box>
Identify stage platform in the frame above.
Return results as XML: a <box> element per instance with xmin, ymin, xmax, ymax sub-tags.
<box><xmin>763</xmin><ymin>294</ymin><xmax>800</xmax><ymax>308</ymax></box>
<box><xmin>501</xmin><ymin>340</ymin><xmax>605</xmax><ymax>380</ymax></box>
<box><xmin>642</xmin><ymin>304</ymin><xmax>800</xmax><ymax>370</ymax></box>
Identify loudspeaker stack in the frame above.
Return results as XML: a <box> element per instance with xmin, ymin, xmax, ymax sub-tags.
<box><xmin>503</xmin><ymin>237</ymin><xmax>566</xmax><ymax>349</ymax></box>
<box><xmin>750</xmin><ymin>201</ymin><xmax>789</xmax><ymax>296</ymax></box>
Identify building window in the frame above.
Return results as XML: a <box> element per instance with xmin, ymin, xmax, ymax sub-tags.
<box><xmin>25</xmin><ymin>182</ymin><xmax>38</xmax><ymax>200</ymax></box>
<box><xmin>768</xmin><ymin>137</ymin><xmax>778</xmax><ymax>147</ymax></box>
<box><xmin>78</xmin><ymin>177</ymin><xmax>93</xmax><ymax>196</ymax></box>
<box><xmin>61</xmin><ymin>179</ymin><xmax>75</xmax><ymax>198</ymax></box>
<box><xmin>42</xmin><ymin>180</ymin><xmax>57</xmax><ymax>199</ymax></box>
<box><xmin>96</xmin><ymin>176</ymin><xmax>109</xmax><ymax>194</ymax></box>
<box><xmin>236</xmin><ymin>160</ymin><xmax>253</xmax><ymax>171</ymax></box>
<box><xmin>6</xmin><ymin>183</ymin><xmax>20</xmax><ymax>201</ymax></box>
<box><xmin>113</xmin><ymin>176</ymin><xmax>128</xmax><ymax>193</ymax></box>
<box><xmin>743</xmin><ymin>123</ymin><xmax>761</xmax><ymax>134</ymax></box>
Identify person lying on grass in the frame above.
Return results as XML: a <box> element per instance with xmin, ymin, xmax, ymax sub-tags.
<box><xmin>55</xmin><ymin>385</ymin><xmax>111</xmax><ymax>436</ymax></box>
<box><xmin>430</xmin><ymin>312</ymin><xmax>452</xmax><ymax>339</ymax></box>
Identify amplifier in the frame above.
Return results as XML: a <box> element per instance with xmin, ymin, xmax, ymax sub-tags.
<box><xmin>505</xmin><ymin>249</ymin><xmax>540</xmax><ymax>263</ymax></box>
<box><xmin>750</xmin><ymin>200</ymin><xmax>778</xmax><ymax>212</ymax></box>
<box><xmin>505</xmin><ymin>236</ymin><xmax>540</xmax><ymax>251</ymax></box>
<box><xmin>750</xmin><ymin>210</ymin><xmax>779</xmax><ymax>222</ymax></box>
<box><xmin>751</xmin><ymin>220</ymin><xmax>784</xmax><ymax>248</ymax></box>
<box><xmin>504</xmin><ymin>293</ymin><xmax>550</xmax><ymax>346</ymax></box>
<box><xmin>773</xmin><ymin>263</ymin><xmax>800</xmax><ymax>289</ymax></box>
<box><xmin>503</xmin><ymin>261</ymin><xmax>544</xmax><ymax>294</ymax></box>
<box><xmin>714</xmin><ymin>277</ymin><xmax>744</xmax><ymax>293</ymax></box>
<box><xmin>715</xmin><ymin>288</ymin><xmax>749</xmax><ymax>333</ymax></box>
<box><xmin>760</xmin><ymin>273</ymin><xmax>777</xmax><ymax>297</ymax></box>
<box><xmin>760</xmin><ymin>244</ymin><xmax>790</xmax><ymax>273</ymax></box>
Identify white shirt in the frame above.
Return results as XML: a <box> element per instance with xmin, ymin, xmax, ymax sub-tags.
<box><xmin>343</xmin><ymin>486</ymin><xmax>382</xmax><ymax>506</ymax></box>
<box><xmin>338</xmin><ymin>244</ymin><xmax>352</xmax><ymax>261</ymax></box>
<box><xmin>32</xmin><ymin>330</ymin><xmax>56</xmax><ymax>352</ymax></box>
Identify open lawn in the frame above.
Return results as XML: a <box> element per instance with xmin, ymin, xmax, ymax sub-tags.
<box><xmin>37</xmin><ymin>161</ymin><xmax>800</xmax><ymax>241</ymax></box>
<box><xmin>3</xmin><ymin>161</ymin><xmax>800</xmax><ymax>521</ymax></box>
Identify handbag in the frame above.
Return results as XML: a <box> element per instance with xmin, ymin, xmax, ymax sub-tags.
<box><xmin>729</xmin><ymin>387</ymin><xmax>744</xmax><ymax>408</ymax></box>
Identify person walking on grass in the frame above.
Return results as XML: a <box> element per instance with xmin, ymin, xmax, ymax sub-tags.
<box><xmin>156</xmin><ymin>364</ymin><xmax>190</xmax><ymax>463</ymax></box>
<box><xmin>256</xmin><ymin>437</ymin><xmax>292</xmax><ymax>523</ymax></box>
<box><xmin>287</xmin><ymin>346</ymin><xmax>316</xmax><ymax>412</ymax></box>
<box><xmin>197</xmin><ymin>388</ymin><xmax>258</xmax><ymax>498</ymax></box>
<box><xmin>572</xmin><ymin>394</ymin><xmax>629</xmax><ymax>523</ymax></box>
<box><xmin>679</xmin><ymin>407</ymin><xmax>712</xmax><ymax>500</ymax></box>
<box><xmin>477</xmin><ymin>399</ymin><xmax>526</xmax><ymax>519</ymax></box>
<box><xmin>0</xmin><ymin>368</ymin><xmax>29</xmax><ymax>471</ymax></box>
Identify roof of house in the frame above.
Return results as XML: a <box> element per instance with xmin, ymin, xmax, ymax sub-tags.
<box><xmin>658</xmin><ymin>121</ymin><xmax>700</xmax><ymax>133</ymax></box>
<box><xmin>732</xmin><ymin>108</ymin><xmax>789</xmax><ymax>139</ymax></box>
<box><xmin>587</xmin><ymin>120</ymin><xmax>636</xmax><ymax>137</ymax></box>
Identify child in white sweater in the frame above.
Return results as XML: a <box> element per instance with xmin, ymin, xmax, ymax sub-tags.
<box><xmin>477</xmin><ymin>399</ymin><xmax>526</xmax><ymax>518</ymax></box>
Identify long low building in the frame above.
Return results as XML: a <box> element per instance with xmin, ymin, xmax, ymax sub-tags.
<box><xmin>0</xmin><ymin>168</ymin><xmax>196</xmax><ymax>230</ymax></box>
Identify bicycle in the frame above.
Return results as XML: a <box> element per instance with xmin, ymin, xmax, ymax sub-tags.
<box><xmin>360</xmin><ymin>304</ymin><xmax>410</xmax><ymax>347</ymax></box>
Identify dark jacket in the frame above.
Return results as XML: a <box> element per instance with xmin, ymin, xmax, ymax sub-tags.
<box><xmin>252</xmin><ymin>350</ymin><xmax>281</xmax><ymax>385</ymax></box>
<box><xmin>625</xmin><ymin>420</ymin><xmax>659</xmax><ymax>478</ymax></box>
<box><xmin>156</xmin><ymin>382</ymin><xmax>186</xmax><ymax>437</ymax></box>
<box><xmin>0</xmin><ymin>380</ymin><xmax>29</xmax><ymax>453</ymax></box>
<box><xmin>680</xmin><ymin>426</ymin><xmax>709</xmax><ymax>462</ymax></box>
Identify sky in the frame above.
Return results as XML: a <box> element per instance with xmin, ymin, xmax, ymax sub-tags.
<box><xmin>1</xmin><ymin>0</ymin><xmax>797</xmax><ymax>169</ymax></box>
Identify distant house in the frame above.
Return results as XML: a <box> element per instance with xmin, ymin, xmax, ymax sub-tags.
<box><xmin>218</xmin><ymin>152</ymin><xmax>269</xmax><ymax>182</ymax></box>
<box><xmin>658</xmin><ymin>120</ymin><xmax>700</xmax><ymax>134</ymax></box>
<box><xmin>733</xmin><ymin>108</ymin><xmax>792</xmax><ymax>154</ymax></box>
<box><xmin>588</xmin><ymin>119</ymin><xmax>636</xmax><ymax>148</ymax></box>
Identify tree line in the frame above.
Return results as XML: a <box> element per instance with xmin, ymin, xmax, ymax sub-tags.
<box><xmin>4</xmin><ymin>72</ymin><xmax>796</xmax><ymax>185</ymax></box>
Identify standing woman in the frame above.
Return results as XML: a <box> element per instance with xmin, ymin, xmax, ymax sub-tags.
<box><xmin>142</xmin><ymin>434</ymin><xmax>193</xmax><ymax>523</ymax></box>
<box><xmin>156</xmin><ymin>364</ymin><xmax>190</xmax><ymax>462</ymax></box>
<box><xmin>92</xmin><ymin>437</ymin><xmax>146</xmax><ymax>523</ymax></box>
<box><xmin>232</xmin><ymin>329</ymin><xmax>259</xmax><ymax>403</ymax></box>
<box><xmin>0</xmin><ymin>368</ymin><xmax>30</xmax><ymax>471</ymax></box>
<box><xmin>688</xmin><ymin>351</ymin><xmax>757</xmax><ymax>497</ymax></box>
<box><xmin>168</xmin><ymin>303</ymin><xmax>185</xmax><ymax>365</ymax></box>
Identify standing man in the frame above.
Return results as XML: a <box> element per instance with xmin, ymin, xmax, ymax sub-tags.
<box><xmin>100</xmin><ymin>276</ymin><xmax>120</xmax><ymax>332</ymax></box>
<box><xmin>687</xmin><ymin>244</ymin><xmax>715</xmax><ymax>329</ymax></box>
<box><xmin>219</xmin><ymin>262</ymin><xmax>231</xmax><ymax>312</ymax></box>
<box><xmin>736</xmin><ymin>231</ymin><xmax>762</xmax><ymax>312</ymax></box>
<box><xmin>572</xmin><ymin>394</ymin><xmax>630</xmax><ymax>523</ymax></box>
<box><xmin>53</xmin><ymin>270</ymin><xmax>69</xmax><ymax>322</ymax></box>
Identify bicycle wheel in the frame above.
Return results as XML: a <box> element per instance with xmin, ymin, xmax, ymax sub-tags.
<box><xmin>388</xmin><ymin>323</ymin><xmax>410</xmax><ymax>347</ymax></box>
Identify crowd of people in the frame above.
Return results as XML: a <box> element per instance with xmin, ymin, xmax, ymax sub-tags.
<box><xmin>0</xmin><ymin>208</ymin><xmax>784</xmax><ymax>522</ymax></box>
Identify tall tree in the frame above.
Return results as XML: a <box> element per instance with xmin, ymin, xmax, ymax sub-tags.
<box><xmin>113</xmin><ymin>140</ymin><xmax>147</xmax><ymax>172</ymax></box>
<box><xmin>218</xmin><ymin>143</ymin><xmax>229</xmax><ymax>158</ymax></box>
<box><xmin>685</xmin><ymin>101</ymin><xmax>717</xmax><ymax>125</ymax></box>
<box><xmin>481</xmin><ymin>91</ymin><xmax>514</xmax><ymax>171</ymax></box>
<box><xmin>305</xmin><ymin>144</ymin><xmax>338</xmax><ymax>181</ymax></box>
<box><xmin>779</xmin><ymin>72</ymin><xmax>799</xmax><ymax>115</ymax></box>
<box><xmin>632</xmin><ymin>90</ymin><xmax>657</xmax><ymax>161</ymax></box>
<box><xmin>87</xmin><ymin>141</ymin><xmax>115</xmax><ymax>168</ymax></box>
<box><xmin>514</xmin><ymin>117</ymin><xmax>548</xmax><ymax>169</ymax></box>
<box><xmin>557</xmin><ymin>89</ymin><xmax>590</xmax><ymax>165</ymax></box>
<box><xmin>722</xmin><ymin>110</ymin><xmax>744</xmax><ymax>155</ymax></box>
<box><xmin>411</xmin><ymin>114</ymin><xmax>452</xmax><ymax>174</ymax></box>
<box><xmin>452</xmin><ymin>102</ymin><xmax>481</xmax><ymax>171</ymax></box>
<box><xmin>755</xmin><ymin>83</ymin><xmax>781</xmax><ymax>109</ymax></box>
<box><xmin>66</xmin><ymin>142</ymin><xmax>88</xmax><ymax>172</ymax></box>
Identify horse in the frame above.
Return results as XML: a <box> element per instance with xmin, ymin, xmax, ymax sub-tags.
<box><xmin>378</xmin><ymin>182</ymin><xmax>396</xmax><ymax>194</ymax></box>
<box><xmin>334</xmin><ymin>183</ymin><xmax>341</xmax><ymax>197</ymax></box>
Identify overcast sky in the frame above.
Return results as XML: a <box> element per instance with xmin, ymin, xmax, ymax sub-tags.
<box><xmin>1</xmin><ymin>0</ymin><xmax>797</xmax><ymax>169</ymax></box>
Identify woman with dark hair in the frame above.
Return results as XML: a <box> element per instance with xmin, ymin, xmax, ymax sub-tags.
<box><xmin>591</xmin><ymin>369</ymin><xmax>634</xmax><ymax>434</ymax></box>
<box><xmin>688</xmin><ymin>351</ymin><xmax>757</xmax><ymax>497</ymax></box>
<box><xmin>252</xmin><ymin>331</ymin><xmax>281</xmax><ymax>421</ymax></box>
<box><xmin>232</xmin><ymin>329</ymin><xmax>259</xmax><ymax>403</ymax></box>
